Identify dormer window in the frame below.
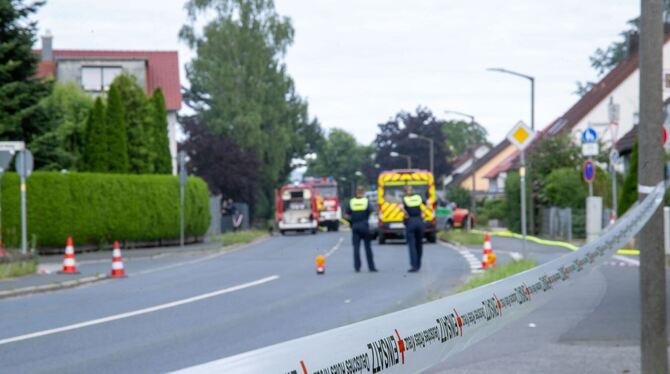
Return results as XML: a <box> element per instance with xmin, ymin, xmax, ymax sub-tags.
<box><xmin>81</xmin><ymin>66</ymin><xmax>122</xmax><ymax>92</ymax></box>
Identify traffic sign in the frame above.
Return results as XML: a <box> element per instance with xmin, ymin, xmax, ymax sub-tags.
<box><xmin>583</xmin><ymin>160</ymin><xmax>596</xmax><ymax>183</ymax></box>
<box><xmin>0</xmin><ymin>151</ymin><xmax>13</xmax><ymax>173</ymax></box>
<box><xmin>582</xmin><ymin>142</ymin><xmax>599</xmax><ymax>157</ymax></box>
<box><xmin>506</xmin><ymin>121</ymin><xmax>536</xmax><ymax>150</ymax></box>
<box><xmin>15</xmin><ymin>150</ymin><xmax>33</xmax><ymax>178</ymax></box>
<box><xmin>0</xmin><ymin>141</ymin><xmax>25</xmax><ymax>154</ymax></box>
<box><xmin>610</xmin><ymin>150</ymin><xmax>620</xmax><ymax>165</ymax></box>
<box><xmin>581</xmin><ymin>128</ymin><xmax>597</xmax><ymax>143</ymax></box>
<box><xmin>664</xmin><ymin>125</ymin><xmax>670</xmax><ymax>150</ymax></box>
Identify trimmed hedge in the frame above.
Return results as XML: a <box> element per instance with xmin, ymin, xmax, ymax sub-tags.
<box><xmin>1</xmin><ymin>172</ymin><xmax>210</xmax><ymax>248</ymax></box>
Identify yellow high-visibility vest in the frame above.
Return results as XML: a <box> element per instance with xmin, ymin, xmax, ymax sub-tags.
<box><xmin>403</xmin><ymin>194</ymin><xmax>423</xmax><ymax>208</ymax></box>
<box><xmin>349</xmin><ymin>197</ymin><xmax>369</xmax><ymax>211</ymax></box>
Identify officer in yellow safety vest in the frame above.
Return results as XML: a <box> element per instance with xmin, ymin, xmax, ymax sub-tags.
<box><xmin>345</xmin><ymin>186</ymin><xmax>377</xmax><ymax>273</ymax></box>
<box><xmin>402</xmin><ymin>185</ymin><xmax>427</xmax><ymax>272</ymax></box>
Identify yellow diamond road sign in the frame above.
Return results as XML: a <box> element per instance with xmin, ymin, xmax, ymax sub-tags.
<box><xmin>506</xmin><ymin>121</ymin><xmax>536</xmax><ymax>150</ymax></box>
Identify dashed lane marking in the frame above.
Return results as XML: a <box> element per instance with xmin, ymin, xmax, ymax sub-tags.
<box><xmin>612</xmin><ymin>255</ymin><xmax>640</xmax><ymax>267</ymax></box>
<box><xmin>0</xmin><ymin>275</ymin><xmax>279</xmax><ymax>346</ymax></box>
<box><xmin>509</xmin><ymin>252</ymin><xmax>523</xmax><ymax>261</ymax></box>
<box><xmin>324</xmin><ymin>237</ymin><xmax>344</xmax><ymax>258</ymax></box>
<box><xmin>439</xmin><ymin>242</ymin><xmax>482</xmax><ymax>274</ymax></box>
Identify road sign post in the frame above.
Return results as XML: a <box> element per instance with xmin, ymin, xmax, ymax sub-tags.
<box><xmin>610</xmin><ymin>150</ymin><xmax>620</xmax><ymax>220</ymax></box>
<box><xmin>583</xmin><ymin>159</ymin><xmax>596</xmax><ymax>196</ymax></box>
<box><xmin>178</xmin><ymin>151</ymin><xmax>187</xmax><ymax>249</ymax></box>
<box><xmin>15</xmin><ymin>149</ymin><xmax>33</xmax><ymax>255</ymax></box>
<box><xmin>506</xmin><ymin>121</ymin><xmax>536</xmax><ymax>257</ymax></box>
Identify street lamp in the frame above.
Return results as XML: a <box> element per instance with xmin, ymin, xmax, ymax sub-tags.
<box><xmin>408</xmin><ymin>133</ymin><xmax>434</xmax><ymax>174</ymax></box>
<box><xmin>487</xmin><ymin>67</ymin><xmax>536</xmax><ymax>235</ymax></box>
<box><xmin>444</xmin><ymin>110</ymin><xmax>478</xmax><ymax>230</ymax></box>
<box><xmin>390</xmin><ymin>151</ymin><xmax>412</xmax><ymax>168</ymax></box>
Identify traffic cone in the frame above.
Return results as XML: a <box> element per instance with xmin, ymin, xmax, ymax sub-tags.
<box><xmin>315</xmin><ymin>255</ymin><xmax>325</xmax><ymax>275</ymax></box>
<box><xmin>481</xmin><ymin>232</ymin><xmax>496</xmax><ymax>269</ymax></box>
<box><xmin>609</xmin><ymin>211</ymin><xmax>616</xmax><ymax>226</ymax></box>
<box><xmin>58</xmin><ymin>236</ymin><xmax>79</xmax><ymax>274</ymax></box>
<box><xmin>110</xmin><ymin>241</ymin><xmax>126</xmax><ymax>278</ymax></box>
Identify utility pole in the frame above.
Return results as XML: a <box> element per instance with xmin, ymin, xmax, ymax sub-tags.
<box><xmin>638</xmin><ymin>0</ymin><xmax>668</xmax><ymax>372</ymax></box>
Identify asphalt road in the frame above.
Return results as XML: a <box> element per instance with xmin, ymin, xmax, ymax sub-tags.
<box><xmin>0</xmin><ymin>231</ymin><xmax>472</xmax><ymax>373</ymax></box>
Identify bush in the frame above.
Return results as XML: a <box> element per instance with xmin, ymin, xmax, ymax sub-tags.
<box><xmin>544</xmin><ymin>167</ymin><xmax>586</xmax><ymax>209</ymax></box>
<box><xmin>504</xmin><ymin>171</ymin><xmax>530</xmax><ymax>233</ymax></box>
<box><xmin>1</xmin><ymin>172</ymin><xmax>210</xmax><ymax>248</ymax></box>
<box><xmin>445</xmin><ymin>186</ymin><xmax>471</xmax><ymax>209</ymax></box>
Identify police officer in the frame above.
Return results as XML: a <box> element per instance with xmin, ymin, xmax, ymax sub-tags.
<box><xmin>345</xmin><ymin>186</ymin><xmax>377</xmax><ymax>273</ymax></box>
<box><xmin>402</xmin><ymin>185</ymin><xmax>427</xmax><ymax>272</ymax></box>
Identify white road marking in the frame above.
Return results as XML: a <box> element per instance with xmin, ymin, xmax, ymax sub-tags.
<box><xmin>440</xmin><ymin>242</ymin><xmax>482</xmax><ymax>274</ymax></box>
<box><xmin>509</xmin><ymin>252</ymin><xmax>523</xmax><ymax>261</ymax></box>
<box><xmin>324</xmin><ymin>237</ymin><xmax>344</xmax><ymax>258</ymax></box>
<box><xmin>613</xmin><ymin>254</ymin><xmax>640</xmax><ymax>267</ymax></box>
<box><xmin>0</xmin><ymin>275</ymin><xmax>279</xmax><ymax>346</ymax></box>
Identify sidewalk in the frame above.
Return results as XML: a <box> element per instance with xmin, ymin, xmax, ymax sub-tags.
<box><xmin>0</xmin><ymin>240</ymin><xmax>227</xmax><ymax>299</ymax></box>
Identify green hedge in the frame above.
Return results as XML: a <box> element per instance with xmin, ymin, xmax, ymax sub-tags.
<box><xmin>1</xmin><ymin>172</ymin><xmax>210</xmax><ymax>248</ymax></box>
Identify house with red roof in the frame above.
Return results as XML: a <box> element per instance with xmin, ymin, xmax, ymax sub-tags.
<box><xmin>35</xmin><ymin>32</ymin><xmax>182</xmax><ymax>174</ymax></box>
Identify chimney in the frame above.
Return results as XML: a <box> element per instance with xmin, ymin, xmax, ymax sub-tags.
<box><xmin>41</xmin><ymin>30</ymin><xmax>53</xmax><ymax>61</ymax></box>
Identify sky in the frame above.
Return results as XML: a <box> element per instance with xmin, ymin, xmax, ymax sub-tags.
<box><xmin>34</xmin><ymin>0</ymin><xmax>640</xmax><ymax>145</ymax></box>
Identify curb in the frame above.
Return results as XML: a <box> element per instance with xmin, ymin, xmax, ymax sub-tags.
<box><xmin>471</xmin><ymin>229</ymin><xmax>640</xmax><ymax>256</ymax></box>
<box><xmin>0</xmin><ymin>235</ymin><xmax>272</xmax><ymax>300</ymax></box>
<box><xmin>0</xmin><ymin>273</ymin><xmax>109</xmax><ymax>300</ymax></box>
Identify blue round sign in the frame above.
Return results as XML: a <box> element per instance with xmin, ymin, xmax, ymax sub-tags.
<box><xmin>582</xmin><ymin>128</ymin><xmax>597</xmax><ymax>143</ymax></box>
<box><xmin>583</xmin><ymin>160</ymin><xmax>596</xmax><ymax>183</ymax></box>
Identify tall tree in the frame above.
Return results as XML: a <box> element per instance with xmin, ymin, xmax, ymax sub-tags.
<box><xmin>373</xmin><ymin>108</ymin><xmax>451</xmax><ymax>177</ymax></box>
<box><xmin>619</xmin><ymin>140</ymin><xmax>638</xmax><ymax>216</ymax></box>
<box><xmin>306</xmin><ymin>128</ymin><xmax>371</xmax><ymax>191</ymax></box>
<box><xmin>149</xmin><ymin>88</ymin><xmax>173</xmax><ymax>174</ymax></box>
<box><xmin>110</xmin><ymin>74</ymin><xmax>153</xmax><ymax>174</ymax></box>
<box><xmin>180</xmin><ymin>115</ymin><xmax>261</xmax><ymax>208</ymax></box>
<box><xmin>31</xmin><ymin>83</ymin><xmax>93</xmax><ymax>171</ymax></box>
<box><xmin>0</xmin><ymin>0</ymin><xmax>52</xmax><ymax>142</ymax></box>
<box><xmin>180</xmin><ymin>0</ymin><xmax>318</xmax><ymax>217</ymax></box>
<box><xmin>82</xmin><ymin>98</ymin><xmax>108</xmax><ymax>172</ymax></box>
<box><xmin>442</xmin><ymin>119</ymin><xmax>489</xmax><ymax>156</ymax></box>
<box><xmin>105</xmin><ymin>85</ymin><xmax>129</xmax><ymax>173</ymax></box>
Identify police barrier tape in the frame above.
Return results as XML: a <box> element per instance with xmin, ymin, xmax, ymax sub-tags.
<box><xmin>174</xmin><ymin>182</ymin><xmax>666</xmax><ymax>374</ymax></box>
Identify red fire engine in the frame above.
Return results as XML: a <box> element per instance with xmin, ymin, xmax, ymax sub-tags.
<box><xmin>303</xmin><ymin>177</ymin><xmax>341</xmax><ymax>232</ymax></box>
<box><xmin>275</xmin><ymin>183</ymin><xmax>320</xmax><ymax>235</ymax></box>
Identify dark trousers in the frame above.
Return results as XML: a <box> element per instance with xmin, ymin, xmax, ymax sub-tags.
<box><xmin>406</xmin><ymin>217</ymin><xmax>424</xmax><ymax>269</ymax></box>
<box><xmin>352</xmin><ymin>222</ymin><xmax>375</xmax><ymax>271</ymax></box>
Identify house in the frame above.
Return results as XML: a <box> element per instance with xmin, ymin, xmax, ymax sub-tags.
<box><xmin>442</xmin><ymin>144</ymin><xmax>490</xmax><ymax>187</ymax></box>
<box><xmin>444</xmin><ymin>140</ymin><xmax>517</xmax><ymax>199</ymax></box>
<box><xmin>485</xmin><ymin>33</ymin><xmax>670</xmax><ymax>180</ymax></box>
<box><xmin>35</xmin><ymin>32</ymin><xmax>182</xmax><ymax>174</ymax></box>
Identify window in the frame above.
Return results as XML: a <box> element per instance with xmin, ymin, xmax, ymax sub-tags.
<box><xmin>81</xmin><ymin>66</ymin><xmax>122</xmax><ymax>91</ymax></box>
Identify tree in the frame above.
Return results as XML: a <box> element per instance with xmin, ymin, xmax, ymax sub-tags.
<box><xmin>149</xmin><ymin>88</ymin><xmax>173</xmax><ymax>174</ymax></box>
<box><xmin>619</xmin><ymin>140</ymin><xmax>638</xmax><ymax>216</ymax></box>
<box><xmin>543</xmin><ymin>168</ymin><xmax>586</xmax><ymax>209</ymax></box>
<box><xmin>306</xmin><ymin>128</ymin><xmax>371</xmax><ymax>193</ymax></box>
<box><xmin>528</xmin><ymin>134</ymin><xmax>581</xmax><ymax>182</ymax></box>
<box><xmin>445</xmin><ymin>186</ymin><xmax>471</xmax><ymax>209</ymax></box>
<box><xmin>110</xmin><ymin>74</ymin><xmax>153</xmax><ymax>174</ymax></box>
<box><xmin>0</xmin><ymin>0</ymin><xmax>52</xmax><ymax>142</ymax></box>
<box><xmin>31</xmin><ymin>83</ymin><xmax>93</xmax><ymax>171</ymax></box>
<box><xmin>105</xmin><ymin>85</ymin><xmax>129</xmax><ymax>173</ymax></box>
<box><xmin>180</xmin><ymin>115</ymin><xmax>261</xmax><ymax>210</ymax></box>
<box><xmin>82</xmin><ymin>98</ymin><xmax>108</xmax><ymax>172</ymax></box>
<box><xmin>504</xmin><ymin>171</ymin><xmax>529</xmax><ymax>234</ymax></box>
<box><xmin>180</xmin><ymin>0</ymin><xmax>319</xmax><ymax>217</ymax></box>
<box><xmin>373</xmin><ymin>108</ymin><xmax>452</xmax><ymax>177</ymax></box>
<box><xmin>442</xmin><ymin>120</ymin><xmax>489</xmax><ymax>156</ymax></box>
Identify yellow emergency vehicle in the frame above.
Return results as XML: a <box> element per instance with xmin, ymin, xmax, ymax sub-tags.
<box><xmin>377</xmin><ymin>169</ymin><xmax>437</xmax><ymax>244</ymax></box>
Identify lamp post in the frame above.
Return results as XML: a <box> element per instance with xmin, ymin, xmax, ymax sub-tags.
<box><xmin>487</xmin><ymin>67</ymin><xmax>536</xmax><ymax>233</ymax></box>
<box><xmin>444</xmin><ymin>110</ymin><xmax>478</xmax><ymax>230</ymax></box>
<box><xmin>408</xmin><ymin>133</ymin><xmax>433</xmax><ymax>174</ymax></box>
<box><xmin>390</xmin><ymin>151</ymin><xmax>412</xmax><ymax>168</ymax></box>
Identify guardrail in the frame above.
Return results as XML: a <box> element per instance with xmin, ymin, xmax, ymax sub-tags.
<box><xmin>174</xmin><ymin>182</ymin><xmax>666</xmax><ymax>374</ymax></box>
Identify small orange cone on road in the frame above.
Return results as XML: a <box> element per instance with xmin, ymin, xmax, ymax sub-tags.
<box><xmin>481</xmin><ymin>232</ymin><xmax>496</xmax><ymax>269</ymax></box>
<box><xmin>59</xmin><ymin>236</ymin><xmax>79</xmax><ymax>274</ymax></box>
<box><xmin>110</xmin><ymin>241</ymin><xmax>126</xmax><ymax>278</ymax></box>
<box><xmin>609</xmin><ymin>211</ymin><xmax>617</xmax><ymax>226</ymax></box>
<box><xmin>315</xmin><ymin>255</ymin><xmax>325</xmax><ymax>275</ymax></box>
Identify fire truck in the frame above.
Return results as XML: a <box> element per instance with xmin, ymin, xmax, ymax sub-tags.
<box><xmin>303</xmin><ymin>177</ymin><xmax>341</xmax><ymax>232</ymax></box>
<box><xmin>275</xmin><ymin>183</ymin><xmax>320</xmax><ymax>235</ymax></box>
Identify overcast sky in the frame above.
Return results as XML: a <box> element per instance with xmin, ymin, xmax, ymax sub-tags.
<box><xmin>35</xmin><ymin>0</ymin><xmax>639</xmax><ymax>145</ymax></box>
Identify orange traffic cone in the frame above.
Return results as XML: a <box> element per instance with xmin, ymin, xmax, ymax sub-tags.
<box><xmin>481</xmin><ymin>232</ymin><xmax>496</xmax><ymax>269</ymax></box>
<box><xmin>110</xmin><ymin>241</ymin><xmax>126</xmax><ymax>278</ymax></box>
<box><xmin>609</xmin><ymin>211</ymin><xmax>616</xmax><ymax>226</ymax></box>
<box><xmin>59</xmin><ymin>236</ymin><xmax>79</xmax><ymax>274</ymax></box>
<box><xmin>315</xmin><ymin>255</ymin><xmax>325</xmax><ymax>275</ymax></box>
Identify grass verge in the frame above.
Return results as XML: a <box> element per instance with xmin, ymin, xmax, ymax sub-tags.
<box><xmin>458</xmin><ymin>259</ymin><xmax>537</xmax><ymax>292</ymax></box>
<box><xmin>438</xmin><ymin>230</ymin><xmax>485</xmax><ymax>245</ymax></box>
<box><xmin>211</xmin><ymin>230</ymin><xmax>267</xmax><ymax>246</ymax></box>
<box><xmin>0</xmin><ymin>258</ymin><xmax>38</xmax><ymax>279</ymax></box>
